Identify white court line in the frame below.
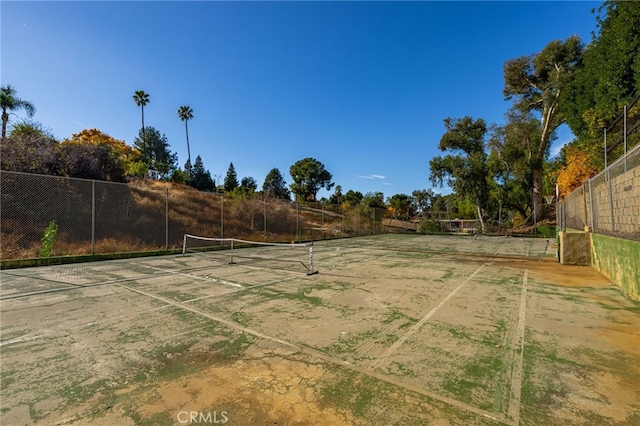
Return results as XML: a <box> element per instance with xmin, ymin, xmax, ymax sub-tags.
<box><xmin>507</xmin><ymin>270</ymin><xmax>528</xmax><ymax>425</ymax></box>
<box><xmin>373</xmin><ymin>263</ymin><xmax>488</xmax><ymax>370</ymax></box>
<box><xmin>493</xmin><ymin>240</ymin><xmax>509</xmax><ymax>256</ymax></box>
<box><xmin>132</xmin><ymin>263</ymin><xmax>243</xmax><ymax>288</ymax></box>
<box><xmin>117</xmin><ymin>282</ymin><xmax>505</xmax><ymax>424</ymax></box>
<box><xmin>182</xmin><ymin>273</ymin><xmax>306</xmax><ymax>303</ymax></box>
<box><xmin>0</xmin><ymin>304</ymin><xmax>172</xmax><ymax>347</ymax></box>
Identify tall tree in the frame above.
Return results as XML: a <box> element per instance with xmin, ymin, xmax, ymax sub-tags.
<box><xmin>429</xmin><ymin>117</ymin><xmax>490</xmax><ymax>233</ymax></box>
<box><xmin>412</xmin><ymin>189</ymin><xmax>437</xmax><ymax>214</ymax></box>
<box><xmin>262</xmin><ymin>168</ymin><xmax>291</xmax><ymax>200</ymax></box>
<box><xmin>191</xmin><ymin>155</ymin><xmax>215</xmax><ymax>191</ymax></box>
<box><xmin>224</xmin><ymin>162</ymin><xmax>239</xmax><ymax>192</ymax></box>
<box><xmin>289</xmin><ymin>157</ymin><xmax>334</xmax><ymax>201</ymax></box>
<box><xmin>488</xmin><ymin>108</ymin><xmax>547</xmax><ymax>217</ymax></box>
<box><xmin>328</xmin><ymin>185</ymin><xmax>343</xmax><ymax>205</ymax></box>
<box><xmin>132</xmin><ymin>90</ymin><xmax>150</xmax><ymax>162</ymax></box>
<box><xmin>1</xmin><ymin>85</ymin><xmax>36</xmax><ymax>143</ymax></box>
<box><xmin>503</xmin><ymin>36</ymin><xmax>583</xmax><ymax>220</ymax></box>
<box><xmin>177</xmin><ymin>105</ymin><xmax>194</xmax><ymax>180</ymax></box>
<box><xmin>132</xmin><ymin>126</ymin><xmax>178</xmax><ymax>179</ymax></box>
<box><xmin>563</xmin><ymin>1</ymin><xmax>640</xmax><ymax>161</ymax></box>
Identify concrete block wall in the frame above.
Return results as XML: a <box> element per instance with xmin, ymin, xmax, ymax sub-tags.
<box><xmin>572</xmin><ymin>165</ymin><xmax>640</xmax><ymax>238</ymax></box>
<box><xmin>610</xmin><ymin>166</ymin><xmax>640</xmax><ymax>235</ymax></box>
<box><xmin>591</xmin><ymin>233</ymin><xmax>640</xmax><ymax>301</ymax></box>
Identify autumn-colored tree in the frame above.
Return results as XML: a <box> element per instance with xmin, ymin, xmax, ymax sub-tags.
<box><xmin>65</xmin><ymin>129</ymin><xmax>137</xmax><ymax>163</ymax></box>
<box><xmin>58</xmin><ymin>129</ymin><xmax>138</xmax><ymax>181</ymax></box>
<box><xmin>556</xmin><ymin>146</ymin><xmax>598</xmax><ymax>198</ymax></box>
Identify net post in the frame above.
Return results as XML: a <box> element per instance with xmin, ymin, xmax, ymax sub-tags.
<box><xmin>182</xmin><ymin>234</ymin><xmax>187</xmax><ymax>255</ymax></box>
<box><xmin>229</xmin><ymin>239</ymin><xmax>236</xmax><ymax>264</ymax></box>
<box><xmin>307</xmin><ymin>241</ymin><xmax>318</xmax><ymax>275</ymax></box>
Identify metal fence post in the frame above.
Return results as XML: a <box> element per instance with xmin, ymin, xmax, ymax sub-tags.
<box><xmin>221</xmin><ymin>194</ymin><xmax>224</xmax><ymax>239</ymax></box>
<box><xmin>588</xmin><ymin>178</ymin><xmax>594</xmax><ymax>231</ymax></box>
<box><xmin>263</xmin><ymin>195</ymin><xmax>267</xmax><ymax>242</ymax></box>
<box><xmin>321</xmin><ymin>203</ymin><xmax>325</xmax><ymax>240</ymax></box>
<box><xmin>165</xmin><ymin>188</ymin><xmax>169</xmax><ymax>250</ymax></box>
<box><xmin>296</xmin><ymin>202</ymin><xmax>300</xmax><ymax>243</ymax></box>
<box><xmin>372</xmin><ymin>208</ymin><xmax>375</xmax><ymax>235</ymax></box>
<box><xmin>582</xmin><ymin>183</ymin><xmax>588</xmax><ymax>229</ymax></box>
<box><xmin>91</xmin><ymin>180</ymin><xmax>95</xmax><ymax>255</ymax></box>
<box><xmin>607</xmin><ymin>169</ymin><xmax>615</xmax><ymax>233</ymax></box>
<box><xmin>624</xmin><ymin>104</ymin><xmax>627</xmax><ymax>172</ymax></box>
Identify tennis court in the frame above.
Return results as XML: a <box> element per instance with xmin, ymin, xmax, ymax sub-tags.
<box><xmin>1</xmin><ymin>234</ymin><xmax>638</xmax><ymax>425</ymax></box>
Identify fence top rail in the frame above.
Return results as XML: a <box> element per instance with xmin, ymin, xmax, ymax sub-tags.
<box><xmin>606</xmin><ymin>92</ymin><xmax>640</xmax><ymax>132</ymax></box>
<box><xmin>591</xmin><ymin>142</ymin><xmax>640</xmax><ymax>182</ymax></box>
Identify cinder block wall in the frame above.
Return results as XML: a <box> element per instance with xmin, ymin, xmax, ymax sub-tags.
<box><xmin>591</xmin><ymin>233</ymin><xmax>640</xmax><ymax>301</ymax></box>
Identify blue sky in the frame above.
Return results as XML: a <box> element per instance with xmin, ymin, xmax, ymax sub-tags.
<box><xmin>2</xmin><ymin>1</ymin><xmax>600</xmax><ymax>200</ymax></box>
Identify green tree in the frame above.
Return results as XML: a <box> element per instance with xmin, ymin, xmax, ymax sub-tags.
<box><xmin>177</xmin><ymin>105</ymin><xmax>194</xmax><ymax>180</ymax></box>
<box><xmin>503</xmin><ymin>36</ymin><xmax>583</xmax><ymax>220</ymax></box>
<box><xmin>412</xmin><ymin>189</ymin><xmax>436</xmax><ymax>214</ymax></box>
<box><xmin>388</xmin><ymin>193</ymin><xmax>415</xmax><ymax>220</ymax></box>
<box><xmin>328</xmin><ymin>185</ymin><xmax>343</xmax><ymax>204</ymax></box>
<box><xmin>191</xmin><ymin>155</ymin><xmax>215</xmax><ymax>191</ymax></box>
<box><xmin>429</xmin><ymin>117</ymin><xmax>490</xmax><ymax>233</ymax></box>
<box><xmin>343</xmin><ymin>190</ymin><xmax>363</xmax><ymax>206</ymax></box>
<box><xmin>170</xmin><ymin>168</ymin><xmax>189</xmax><ymax>184</ymax></box>
<box><xmin>132</xmin><ymin>126</ymin><xmax>178</xmax><ymax>179</ymax></box>
<box><xmin>1</xmin><ymin>85</ymin><xmax>36</xmax><ymax>143</ymax></box>
<box><xmin>241</xmin><ymin>176</ymin><xmax>257</xmax><ymax>192</ymax></box>
<box><xmin>363</xmin><ymin>191</ymin><xmax>386</xmax><ymax>209</ymax></box>
<box><xmin>488</xmin><ymin>109</ymin><xmax>548</xmax><ymax>218</ymax></box>
<box><xmin>184</xmin><ymin>159</ymin><xmax>192</xmax><ymax>184</ymax></box>
<box><xmin>132</xmin><ymin>90</ymin><xmax>150</xmax><ymax>162</ymax></box>
<box><xmin>563</xmin><ymin>1</ymin><xmax>640</xmax><ymax>161</ymax></box>
<box><xmin>234</xmin><ymin>176</ymin><xmax>257</xmax><ymax>196</ymax></box>
<box><xmin>289</xmin><ymin>157</ymin><xmax>334</xmax><ymax>201</ymax></box>
<box><xmin>262</xmin><ymin>168</ymin><xmax>291</xmax><ymax>200</ymax></box>
<box><xmin>224</xmin><ymin>162</ymin><xmax>239</xmax><ymax>192</ymax></box>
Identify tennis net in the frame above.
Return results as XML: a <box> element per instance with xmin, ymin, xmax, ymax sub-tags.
<box><xmin>182</xmin><ymin>234</ymin><xmax>318</xmax><ymax>275</ymax></box>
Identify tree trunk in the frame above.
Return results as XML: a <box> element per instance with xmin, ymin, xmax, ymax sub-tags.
<box><xmin>1</xmin><ymin>111</ymin><xmax>8</xmax><ymax>142</ymax></box>
<box><xmin>476</xmin><ymin>205</ymin><xmax>485</xmax><ymax>234</ymax></box>
<box><xmin>185</xmin><ymin>122</ymin><xmax>191</xmax><ymax>181</ymax></box>
<box><xmin>532</xmin><ymin>168</ymin><xmax>543</xmax><ymax>221</ymax></box>
<box><xmin>141</xmin><ymin>106</ymin><xmax>146</xmax><ymax>162</ymax></box>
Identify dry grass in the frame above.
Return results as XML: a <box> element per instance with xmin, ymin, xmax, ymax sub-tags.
<box><xmin>1</xmin><ymin>179</ymin><xmax>382</xmax><ymax>261</ymax></box>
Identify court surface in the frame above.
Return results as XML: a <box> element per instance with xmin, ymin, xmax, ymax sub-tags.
<box><xmin>1</xmin><ymin>234</ymin><xmax>639</xmax><ymax>425</ymax></box>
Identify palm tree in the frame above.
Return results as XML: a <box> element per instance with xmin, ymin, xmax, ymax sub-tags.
<box><xmin>177</xmin><ymin>105</ymin><xmax>194</xmax><ymax>179</ymax></box>
<box><xmin>1</xmin><ymin>85</ymin><xmax>36</xmax><ymax>143</ymax></box>
<box><xmin>133</xmin><ymin>90</ymin><xmax>150</xmax><ymax>162</ymax></box>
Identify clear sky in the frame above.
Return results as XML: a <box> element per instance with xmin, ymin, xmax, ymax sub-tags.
<box><xmin>2</xmin><ymin>1</ymin><xmax>600</xmax><ymax>200</ymax></box>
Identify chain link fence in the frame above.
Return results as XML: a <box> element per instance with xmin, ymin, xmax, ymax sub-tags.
<box><xmin>0</xmin><ymin>171</ymin><xmax>392</xmax><ymax>261</ymax></box>
<box><xmin>558</xmin><ymin>142</ymin><xmax>640</xmax><ymax>241</ymax></box>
